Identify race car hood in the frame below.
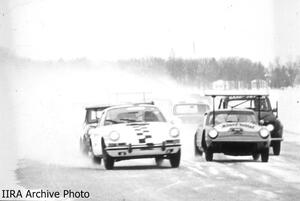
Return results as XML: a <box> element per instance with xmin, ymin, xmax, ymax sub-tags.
<box><xmin>91</xmin><ymin>122</ymin><xmax>178</xmax><ymax>144</ymax></box>
<box><xmin>214</xmin><ymin>122</ymin><xmax>261</xmax><ymax>133</ymax></box>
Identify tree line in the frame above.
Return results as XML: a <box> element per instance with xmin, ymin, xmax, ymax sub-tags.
<box><xmin>1</xmin><ymin>47</ymin><xmax>299</xmax><ymax>88</ymax></box>
<box><xmin>118</xmin><ymin>57</ymin><xmax>300</xmax><ymax>89</ymax></box>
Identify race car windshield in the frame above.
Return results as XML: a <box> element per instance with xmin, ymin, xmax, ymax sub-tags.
<box><xmin>207</xmin><ymin>112</ymin><xmax>257</xmax><ymax>125</ymax></box>
<box><xmin>104</xmin><ymin>107</ymin><xmax>166</xmax><ymax>125</ymax></box>
<box><xmin>174</xmin><ymin>104</ymin><xmax>209</xmax><ymax>115</ymax></box>
<box><xmin>226</xmin><ymin>98</ymin><xmax>272</xmax><ymax>111</ymax></box>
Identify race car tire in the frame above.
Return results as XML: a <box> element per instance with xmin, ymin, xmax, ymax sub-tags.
<box><xmin>272</xmin><ymin>141</ymin><xmax>281</xmax><ymax>156</ymax></box>
<box><xmin>92</xmin><ymin>155</ymin><xmax>102</xmax><ymax>164</ymax></box>
<box><xmin>155</xmin><ymin>157</ymin><xmax>164</xmax><ymax>167</ymax></box>
<box><xmin>169</xmin><ymin>149</ymin><xmax>181</xmax><ymax>168</ymax></box>
<box><xmin>205</xmin><ymin>149</ymin><xmax>213</xmax><ymax>162</ymax></box>
<box><xmin>194</xmin><ymin>133</ymin><xmax>203</xmax><ymax>156</ymax></box>
<box><xmin>80</xmin><ymin>138</ymin><xmax>89</xmax><ymax>155</ymax></box>
<box><xmin>103</xmin><ymin>151</ymin><xmax>114</xmax><ymax>170</ymax></box>
<box><xmin>261</xmin><ymin>148</ymin><xmax>269</xmax><ymax>162</ymax></box>
<box><xmin>102</xmin><ymin>141</ymin><xmax>114</xmax><ymax>170</ymax></box>
<box><xmin>252</xmin><ymin>152</ymin><xmax>260</xmax><ymax>161</ymax></box>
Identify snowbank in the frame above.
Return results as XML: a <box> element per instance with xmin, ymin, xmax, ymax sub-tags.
<box><xmin>270</xmin><ymin>87</ymin><xmax>300</xmax><ymax>134</ymax></box>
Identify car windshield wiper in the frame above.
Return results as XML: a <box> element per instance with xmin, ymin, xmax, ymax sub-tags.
<box><xmin>225</xmin><ymin>109</ymin><xmax>237</xmax><ymax>122</ymax></box>
<box><xmin>105</xmin><ymin>119</ymin><xmax>121</xmax><ymax>124</ymax></box>
<box><xmin>119</xmin><ymin>118</ymin><xmax>142</xmax><ymax>123</ymax></box>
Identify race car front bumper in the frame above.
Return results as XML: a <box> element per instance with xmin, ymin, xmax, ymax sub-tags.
<box><xmin>207</xmin><ymin>139</ymin><xmax>270</xmax><ymax>155</ymax></box>
<box><xmin>105</xmin><ymin>142</ymin><xmax>181</xmax><ymax>159</ymax></box>
<box><xmin>271</xmin><ymin>137</ymin><xmax>283</xmax><ymax>141</ymax></box>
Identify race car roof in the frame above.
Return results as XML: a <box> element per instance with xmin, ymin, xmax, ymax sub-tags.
<box><xmin>207</xmin><ymin>108</ymin><xmax>255</xmax><ymax>114</ymax></box>
<box><xmin>204</xmin><ymin>90</ymin><xmax>269</xmax><ymax>97</ymax></box>
<box><xmin>85</xmin><ymin>102</ymin><xmax>155</xmax><ymax>110</ymax></box>
<box><xmin>85</xmin><ymin>105</ymin><xmax>112</xmax><ymax>110</ymax></box>
<box><xmin>174</xmin><ymin>101</ymin><xmax>209</xmax><ymax>105</ymax></box>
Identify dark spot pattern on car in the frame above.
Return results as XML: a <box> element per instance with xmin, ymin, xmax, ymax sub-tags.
<box><xmin>130</xmin><ymin>125</ymin><xmax>152</xmax><ymax>144</ymax></box>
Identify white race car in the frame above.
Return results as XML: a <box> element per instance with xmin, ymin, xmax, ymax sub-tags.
<box><xmin>80</xmin><ymin>103</ymin><xmax>181</xmax><ymax>169</ymax></box>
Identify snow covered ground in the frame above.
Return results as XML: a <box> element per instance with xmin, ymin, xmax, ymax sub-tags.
<box><xmin>1</xmin><ymin>62</ymin><xmax>300</xmax><ymax>192</ymax></box>
<box><xmin>0</xmin><ymin>61</ymin><xmax>197</xmax><ymax>188</ymax></box>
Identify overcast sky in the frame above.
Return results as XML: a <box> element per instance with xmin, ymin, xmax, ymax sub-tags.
<box><xmin>0</xmin><ymin>0</ymin><xmax>299</xmax><ymax>64</ymax></box>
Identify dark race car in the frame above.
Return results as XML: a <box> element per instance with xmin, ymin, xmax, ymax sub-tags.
<box><xmin>213</xmin><ymin>92</ymin><xmax>283</xmax><ymax>155</ymax></box>
<box><xmin>195</xmin><ymin>108</ymin><xmax>272</xmax><ymax>162</ymax></box>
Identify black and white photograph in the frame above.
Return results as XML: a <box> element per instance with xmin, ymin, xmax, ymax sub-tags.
<box><xmin>1</xmin><ymin>0</ymin><xmax>300</xmax><ymax>200</ymax></box>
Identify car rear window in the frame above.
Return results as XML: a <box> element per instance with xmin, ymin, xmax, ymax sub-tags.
<box><xmin>174</xmin><ymin>104</ymin><xmax>209</xmax><ymax>115</ymax></box>
<box><xmin>225</xmin><ymin>97</ymin><xmax>271</xmax><ymax>111</ymax></box>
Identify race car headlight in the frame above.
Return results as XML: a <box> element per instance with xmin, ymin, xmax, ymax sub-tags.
<box><xmin>169</xmin><ymin>127</ymin><xmax>180</xmax><ymax>138</ymax></box>
<box><xmin>208</xmin><ymin>129</ymin><xmax>218</xmax><ymax>139</ymax></box>
<box><xmin>266</xmin><ymin>124</ymin><xmax>274</xmax><ymax>132</ymax></box>
<box><xmin>259</xmin><ymin>128</ymin><xmax>269</xmax><ymax>138</ymax></box>
<box><xmin>109</xmin><ymin>131</ymin><xmax>120</xmax><ymax>141</ymax></box>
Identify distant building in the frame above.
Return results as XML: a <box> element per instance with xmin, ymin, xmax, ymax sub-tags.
<box><xmin>212</xmin><ymin>80</ymin><xmax>249</xmax><ymax>90</ymax></box>
<box><xmin>212</xmin><ymin>80</ymin><xmax>226</xmax><ymax>90</ymax></box>
<box><xmin>251</xmin><ymin>79</ymin><xmax>268</xmax><ymax>89</ymax></box>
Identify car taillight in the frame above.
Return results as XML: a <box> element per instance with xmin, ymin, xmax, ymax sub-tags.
<box><xmin>266</xmin><ymin>124</ymin><xmax>274</xmax><ymax>132</ymax></box>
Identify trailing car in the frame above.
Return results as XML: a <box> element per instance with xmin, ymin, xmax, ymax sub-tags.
<box><xmin>80</xmin><ymin>102</ymin><xmax>181</xmax><ymax>169</ymax></box>
<box><xmin>195</xmin><ymin>108</ymin><xmax>272</xmax><ymax>162</ymax></box>
<box><xmin>173</xmin><ymin>102</ymin><xmax>210</xmax><ymax>125</ymax></box>
<box><xmin>80</xmin><ymin>105</ymin><xmax>111</xmax><ymax>159</ymax></box>
<box><xmin>213</xmin><ymin>92</ymin><xmax>283</xmax><ymax>155</ymax></box>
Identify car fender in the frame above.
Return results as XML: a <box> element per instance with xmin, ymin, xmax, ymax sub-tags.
<box><xmin>201</xmin><ymin>130</ymin><xmax>208</xmax><ymax>151</ymax></box>
<box><xmin>272</xmin><ymin>119</ymin><xmax>283</xmax><ymax>137</ymax></box>
<box><xmin>89</xmin><ymin>133</ymin><xmax>103</xmax><ymax>157</ymax></box>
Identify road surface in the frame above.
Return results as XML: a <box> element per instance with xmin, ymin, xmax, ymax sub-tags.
<box><xmin>15</xmin><ymin>129</ymin><xmax>300</xmax><ymax>201</ymax></box>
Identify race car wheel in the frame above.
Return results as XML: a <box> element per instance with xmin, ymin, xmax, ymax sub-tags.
<box><xmin>155</xmin><ymin>157</ymin><xmax>164</xmax><ymax>167</ymax></box>
<box><xmin>205</xmin><ymin>149</ymin><xmax>213</xmax><ymax>162</ymax></box>
<box><xmin>272</xmin><ymin>141</ymin><xmax>281</xmax><ymax>156</ymax></box>
<box><xmin>252</xmin><ymin>152</ymin><xmax>260</xmax><ymax>161</ymax></box>
<box><xmin>194</xmin><ymin>133</ymin><xmax>203</xmax><ymax>156</ymax></box>
<box><xmin>169</xmin><ymin>149</ymin><xmax>181</xmax><ymax>168</ymax></box>
<box><xmin>92</xmin><ymin>155</ymin><xmax>102</xmax><ymax>164</ymax></box>
<box><xmin>103</xmin><ymin>150</ymin><xmax>114</xmax><ymax>170</ymax></box>
<box><xmin>102</xmin><ymin>141</ymin><xmax>114</xmax><ymax>170</ymax></box>
<box><xmin>261</xmin><ymin>148</ymin><xmax>269</xmax><ymax>162</ymax></box>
